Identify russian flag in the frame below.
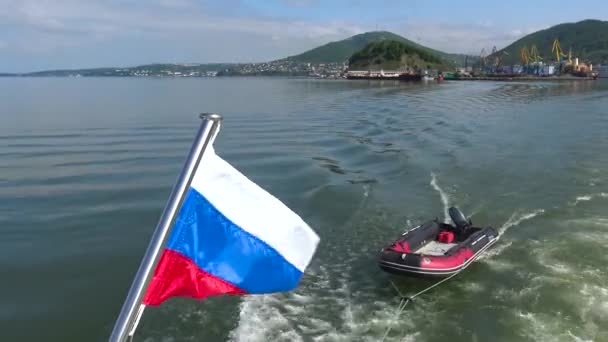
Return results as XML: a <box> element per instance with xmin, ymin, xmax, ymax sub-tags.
<box><xmin>142</xmin><ymin>146</ymin><xmax>320</xmax><ymax>306</ymax></box>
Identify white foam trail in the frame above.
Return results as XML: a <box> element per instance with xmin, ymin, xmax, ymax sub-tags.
<box><xmin>481</xmin><ymin>209</ymin><xmax>544</xmax><ymax>260</ymax></box>
<box><xmin>230</xmin><ymin>261</ymin><xmax>421</xmax><ymax>341</ymax></box>
<box><xmin>229</xmin><ymin>295</ymin><xmax>303</xmax><ymax>342</ymax></box>
<box><xmin>498</xmin><ymin>209</ymin><xmax>544</xmax><ymax>235</ymax></box>
<box><xmin>479</xmin><ymin>241</ymin><xmax>513</xmax><ymax>260</ymax></box>
<box><xmin>468</xmin><ymin>204</ymin><xmax>485</xmax><ymax>219</ymax></box>
<box><xmin>401</xmin><ymin>332</ymin><xmax>422</xmax><ymax>342</ymax></box>
<box><xmin>363</xmin><ymin>184</ymin><xmax>370</xmax><ymax>197</ymax></box>
<box><xmin>572</xmin><ymin>192</ymin><xmax>608</xmax><ymax>205</ymax></box>
<box><xmin>516</xmin><ymin>310</ymin><xmax>594</xmax><ymax>342</ymax></box>
<box><xmin>575</xmin><ymin>195</ymin><xmax>592</xmax><ymax>203</ymax></box>
<box><xmin>567</xmin><ymin>331</ymin><xmax>594</xmax><ymax>342</ymax></box>
<box><xmin>430</xmin><ymin>172</ymin><xmax>449</xmax><ymax>223</ymax></box>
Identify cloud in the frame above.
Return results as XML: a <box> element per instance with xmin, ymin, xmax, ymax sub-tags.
<box><xmin>0</xmin><ymin>0</ymin><xmax>547</xmax><ymax>71</ymax></box>
<box><xmin>0</xmin><ymin>0</ymin><xmax>369</xmax><ymax>70</ymax></box>
<box><xmin>3</xmin><ymin>0</ymin><xmax>363</xmax><ymax>45</ymax></box>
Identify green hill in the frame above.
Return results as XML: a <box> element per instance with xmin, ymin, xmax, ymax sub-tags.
<box><xmin>348</xmin><ymin>40</ymin><xmax>447</xmax><ymax>70</ymax></box>
<box><xmin>494</xmin><ymin>19</ymin><xmax>608</xmax><ymax>65</ymax></box>
<box><xmin>285</xmin><ymin>31</ymin><xmax>469</xmax><ymax>66</ymax></box>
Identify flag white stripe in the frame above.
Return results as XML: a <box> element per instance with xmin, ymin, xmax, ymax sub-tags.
<box><xmin>190</xmin><ymin>148</ymin><xmax>319</xmax><ymax>272</ymax></box>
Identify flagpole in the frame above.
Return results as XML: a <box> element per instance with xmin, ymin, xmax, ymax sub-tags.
<box><xmin>109</xmin><ymin>113</ymin><xmax>223</xmax><ymax>342</ymax></box>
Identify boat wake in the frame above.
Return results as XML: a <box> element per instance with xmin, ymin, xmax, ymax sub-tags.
<box><xmin>430</xmin><ymin>172</ymin><xmax>450</xmax><ymax>223</ymax></box>
<box><xmin>498</xmin><ymin>209</ymin><xmax>545</xmax><ymax>235</ymax></box>
<box><xmin>480</xmin><ymin>209</ymin><xmax>544</xmax><ymax>260</ymax></box>
<box><xmin>478</xmin><ymin>240</ymin><xmax>513</xmax><ymax>261</ymax></box>
<box><xmin>229</xmin><ymin>295</ymin><xmax>297</xmax><ymax>342</ymax></box>
<box><xmin>429</xmin><ymin>172</ymin><xmax>545</xmax><ymax>261</ymax></box>
<box><xmin>228</xmin><ymin>263</ymin><xmax>417</xmax><ymax>342</ymax></box>
<box><xmin>571</xmin><ymin>192</ymin><xmax>608</xmax><ymax>206</ymax></box>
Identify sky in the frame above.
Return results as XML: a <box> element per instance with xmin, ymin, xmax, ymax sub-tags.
<box><xmin>0</xmin><ymin>0</ymin><xmax>605</xmax><ymax>72</ymax></box>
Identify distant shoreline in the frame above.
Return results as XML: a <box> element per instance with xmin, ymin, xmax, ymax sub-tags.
<box><xmin>1</xmin><ymin>74</ymin><xmax>602</xmax><ymax>82</ymax></box>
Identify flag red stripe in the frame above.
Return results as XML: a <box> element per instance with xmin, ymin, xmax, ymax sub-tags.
<box><xmin>143</xmin><ymin>249</ymin><xmax>247</xmax><ymax>306</ymax></box>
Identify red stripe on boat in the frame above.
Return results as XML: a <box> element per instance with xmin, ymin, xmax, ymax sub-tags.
<box><xmin>143</xmin><ymin>249</ymin><xmax>247</xmax><ymax>306</ymax></box>
<box><xmin>389</xmin><ymin>241</ymin><xmax>410</xmax><ymax>253</ymax></box>
<box><xmin>421</xmin><ymin>248</ymin><xmax>474</xmax><ymax>269</ymax></box>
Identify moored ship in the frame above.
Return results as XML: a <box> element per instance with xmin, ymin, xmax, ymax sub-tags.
<box><xmin>595</xmin><ymin>65</ymin><xmax>608</xmax><ymax>78</ymax></box>
<box><xmin>346</xmin><ymin>70</ymin><xmax>421</xmax><ymax>81</ymax></box>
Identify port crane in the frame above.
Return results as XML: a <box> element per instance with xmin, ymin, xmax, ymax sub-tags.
<box><xmin>551</xmin><ymin>38</ymin><xmax>583</xmax><ymax>74</ymax></box>
<box><xmin>520</xmin><ymin>46</ymin><xmax>530</xmax><ymax>65</ymax></box>
<box><xmin>529</xmin><ymin>45</ymin><xmax>541</xmax><ymax>63</ymax></box>
<box><xmin>491</xmin><ymin>46</ymin><xmax>498</xmax><ymax>67</ymax></box>
<box><xmin>520</xmin><ymin>46</ymin><xmax>533</xmax><ymax>73</ymax></box>
<box><xmin>479</xmin><ymin>48</ymin><xmax>487</xmax><ymax>70</ymax></box>
<box><xmin>551</xmin><ymin>38</ymin><xmax>570</xmax><ymax>64</ymax></box>
<box><xmin>490</xmin><ymin>46</ymin><xmax>509</xmax><ymax>71</ymax></box>
<box><xmin>520</xmin><ymin>45</ymin><xmax>542</xmax><ymax>74</ymax></box>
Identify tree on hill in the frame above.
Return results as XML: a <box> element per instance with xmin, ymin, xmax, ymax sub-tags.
<box><xmin>348</xmin><ymin>40</ymin><xmax>446</xmax><ymax>71</ymax></box>
<box><xmin>283</xmin><ymin>31</ymin><xmax>469</xmax><ymax>67</ymax></box>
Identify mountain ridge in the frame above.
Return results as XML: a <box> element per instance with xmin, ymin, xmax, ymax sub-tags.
<box><xmin>282</xmin><ymin>31</ymin><xmax>470</xmax><ymax>66</ymax></box>
<box><xmin>493</xmin><ymin>19</ymin><xmax>608</xmax><ymax>65</ymax></box>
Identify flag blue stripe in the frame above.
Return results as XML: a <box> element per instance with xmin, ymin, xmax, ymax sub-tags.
<box><xmin>165</xmin><ymin>188</ymin><xmax>303</xmax><ymax>294</ymax></box>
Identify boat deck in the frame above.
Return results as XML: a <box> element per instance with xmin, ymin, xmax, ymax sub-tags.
<box><xmin>415</xmin><ymin>241</ymin><xmax>457</xmax><ymax>256</ymax></box>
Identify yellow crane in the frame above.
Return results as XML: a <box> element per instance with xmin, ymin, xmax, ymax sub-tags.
<box><xmin>530</xmin><ymin>45</ymin><xmax>541</xmax><ymax>63</ymax></box>
<box><xmin>551</xmin><ymin>38</ymin><xmax>569</xmax><ymax>63</ymax></box>
<box><xmin>520</xmin><ymin>46</ymin><xmax>530</xmax><ymax>65</ymax></box>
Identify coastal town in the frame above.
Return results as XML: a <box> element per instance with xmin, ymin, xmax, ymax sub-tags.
<box><xmin>5</xmin><ymin>60</ymin><xmax>349</xmax><ymax>78</ymax></box>
<box><xmin>216</xmin><ymin>60</ymin><xmax>348</xmax><ymax>77</ymax></box>
<box><xmin>11</xmin><ymin>58</ymin><xmax>606</xmax><ymax>79</ymax></box>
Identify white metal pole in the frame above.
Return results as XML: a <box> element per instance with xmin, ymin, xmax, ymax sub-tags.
<box><xmin>109</xmin><ymin>113</ymin><xmax>223</xmax><ymax>342</ymax></box>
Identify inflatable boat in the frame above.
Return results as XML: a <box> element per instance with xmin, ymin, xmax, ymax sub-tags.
<box><xmin>378</xmin><ymin>207</ymin><xmax>498</xmax><ymax>278</ymax></box>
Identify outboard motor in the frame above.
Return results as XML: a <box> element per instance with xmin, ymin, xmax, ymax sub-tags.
<box><xmin>449</xmin><ymin>207</ymin><xmax>471</xmax><ymax>231</ymax></box>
